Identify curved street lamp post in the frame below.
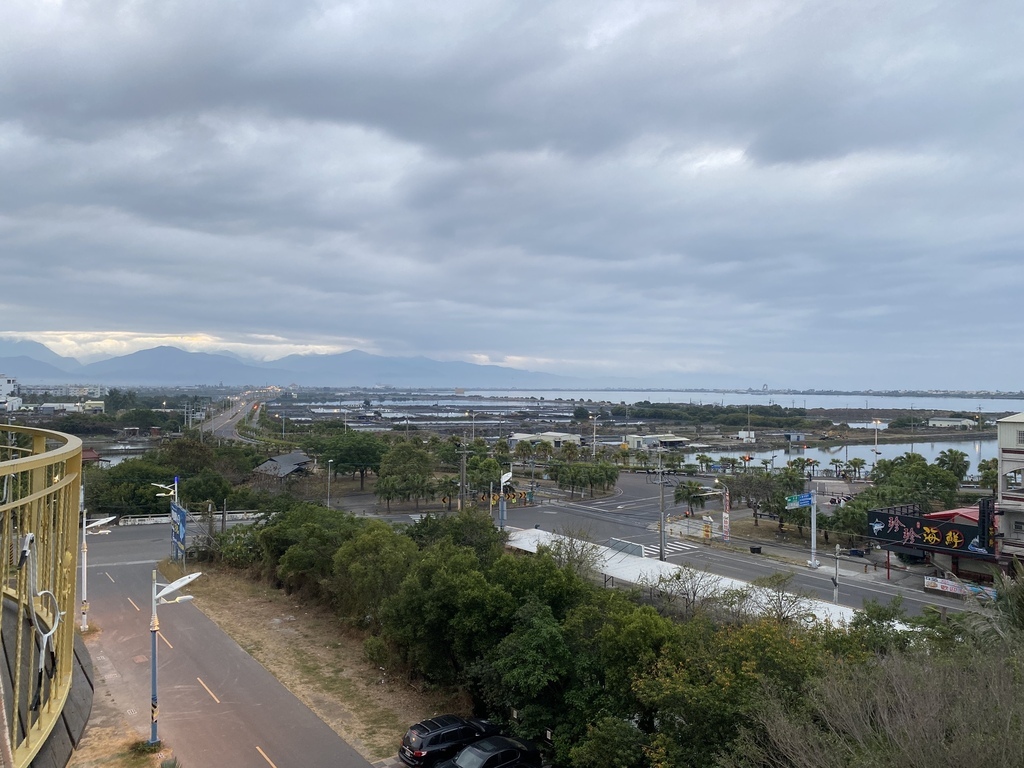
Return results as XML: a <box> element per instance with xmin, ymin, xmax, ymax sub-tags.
<box><xmin>150</xmin><ymin>570</ymin><xmax>202</xmax><ymax>745</ymax></box>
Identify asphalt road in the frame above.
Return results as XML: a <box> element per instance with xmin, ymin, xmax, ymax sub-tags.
<box><xmin>497</xmin><ymin>471</ymin><xmax>968</xmax><ymax>618</ymax></box>
<box><xmin>83</xmin><ymin>525</ymin><xmax>372</xmax><ymax>768</ymax></box>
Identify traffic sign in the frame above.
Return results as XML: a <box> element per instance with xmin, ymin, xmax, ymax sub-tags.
<box><xmin>785</xmin><ymin>492</ymin><xmax>814</xmax><ymax>509</ymax></box>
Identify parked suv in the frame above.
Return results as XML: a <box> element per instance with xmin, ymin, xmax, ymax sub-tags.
<box><xmin>399</xmin><ymin>715</ymin><xmax>501</xmax><ymax>768</ymax></box>
<box><xmin>436</xmin><ymin>735</ymin><xmax>542</xmax><ymax>768</ymax></box>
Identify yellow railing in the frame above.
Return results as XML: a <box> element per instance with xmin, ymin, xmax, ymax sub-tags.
<box><xmin>0</xmin><ymin>425</ymin><xmax>81</xmax><ymax>767</ymax></box>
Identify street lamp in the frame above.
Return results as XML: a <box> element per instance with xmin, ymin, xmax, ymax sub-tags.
<box><xmin>327</xmin><ymin>459</ymin><xmax>333</xmax><ymax>509</ymax></box>
<box><xmin>832</xmin><ymin>544</ymin><xmax>841</xmax><ymax>603</ymax></box>
<box><xmin>151</xmin><ymin>479</ymin><xmax>178</xmax><ymax>505</ymax></box>
<box><xmin>150</xmin><ymin>570</ymin><xmax>202</xmax><ymax>745</ymax></box>
<box><xmin>590</xmin><ymin>415</ymin><xmax>597</xmax><ymax>459</ymax></box>
<box><xmin>713</xmin><ymin>478</ymin><xmax>731</xmax><ymax>543</ymax></box>
<box><xmin>80</xmin><ymin>506</ymin><xmax>115</xmax><ymax>632</ymax></box>
<box><xmin>466</xmin><ymin>410</ymin><xmax>476</xmax><ymax>441</ymax></box>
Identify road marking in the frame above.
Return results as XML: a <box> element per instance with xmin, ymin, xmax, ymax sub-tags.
<box><xmin>256</xmin><ymin>746</ymin><xmax>278</xmax><ymax>767</ymax></box>
<box><xmin>197</xmin><ymin>677</ymin><xmax>220</xmax><ymax>703</ymax></box>
<box><xmin>127</xmin><ymin>598</ymin><xmax>140</xmax><ymax>612</ymax></box>
<box><xmin>158</xmin><ymin>631</ymin><xmax>173</xmax><ymax>650</ymax></box>
<box><xmin>643</xmin><ymin>540</ymin><xmax>700</xmax><ymax>558</ymax></box>
<box><xmin>105</xmin><ymin>572</ymin><xmax>114</xmax><ymax>582</ymax></box>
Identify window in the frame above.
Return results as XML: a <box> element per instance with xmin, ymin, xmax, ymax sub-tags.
<box><xmin>1017</xmin><ymin>430</ymin><xmax>1024</xmax><ymax>446</ymax></box>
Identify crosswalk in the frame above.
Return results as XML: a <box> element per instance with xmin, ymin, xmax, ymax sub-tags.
<box><xmin>642</xmin><ymin>539</ymin><xmax>700</xmax><ymax>558</ymax></box>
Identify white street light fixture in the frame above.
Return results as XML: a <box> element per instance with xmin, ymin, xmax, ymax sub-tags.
<box><xmin>150</xmin><ymin>570</ymin><xmax>201</xmax><ymax>745</ymax></box>
<box><xmin>80</xmin><ymin>511</ymin><xmax>115</xmax><ymax>632</ymax></box>
<box><xmin>498</xmin><ymin>470</ymin><xmax>512</xmax><ymax>531</ymax></box>
<box><xmin>151</xmin><ymin>480</ymin><xmax>178</xmax><ymax>504</ymax></box>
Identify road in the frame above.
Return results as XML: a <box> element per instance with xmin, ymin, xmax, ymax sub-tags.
<box><xmin>495</xmin><ymin>472</ymin><xmax>967</xmax><ymax>618</ymax></box>
<box><xmin>83</xmin><ymin>525</ymin><xmax>371</xmax><ymax>768</ymax></box>
<box><xmin>202</xmin><ymin>399</ymin><xmax>259</xmax><ymax>442</ymax></box>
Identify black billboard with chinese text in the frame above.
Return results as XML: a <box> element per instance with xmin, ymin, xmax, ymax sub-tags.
<box><xmin>865</xmin><ymin>505</ymin><xmax>994</xmax><ymax>559</ymax></box>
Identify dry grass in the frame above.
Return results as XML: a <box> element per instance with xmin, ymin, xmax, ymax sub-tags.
<box><xmin>167</xmin><ymin>562</ymin><xmax>467</xmax><ymax>761</ymax></box>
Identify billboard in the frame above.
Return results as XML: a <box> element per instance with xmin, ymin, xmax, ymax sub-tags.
<box><xmin>866</xmin><ymin>504</ymin><xmax>994</xmax><ymax>559</ymax></box>
<box><xmin>170</xmin><ymin>501</ymin><xmax>187</xmax><ymax>560</ymax></box>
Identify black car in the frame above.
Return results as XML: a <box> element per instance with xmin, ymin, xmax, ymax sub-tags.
<box><xmin>436</xmin><ymin>735</ymin><xmax>542</xmax><ymax>768</ymax></box>
<box><xmin>399</xmin><ymin>714</ymin><xmax>501</xmax><ymax>768</ymax></box>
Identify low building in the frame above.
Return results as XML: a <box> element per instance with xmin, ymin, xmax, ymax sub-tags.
<box><xmin>623</xmin><ymin>433</ymin><xmax>689</xmax><ymax>451</ymax></box>
<box><xmin>928</xmin><ymin>417</ymin><xmax>976</xmax><ymax>429</ymax></box>
<box><xmin>253</xmin><ymin>451</ymin><xmax>314</xmax><ymax>481</ymax></box>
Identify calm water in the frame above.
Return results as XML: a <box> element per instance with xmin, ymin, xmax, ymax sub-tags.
<box><xmin>461</xmin><ymin>389</ymin><xmax>1024</xmax><ymax>415</ymax></box>
<box><xmin>704</xmin><ymin>438</ymin><xmax>994</xmax><ymax>478</ymax></box>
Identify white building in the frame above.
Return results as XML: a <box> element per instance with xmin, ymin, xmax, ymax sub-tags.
<box><xmin>928</xmin><ymin>417</ymin><xmax>977</xmax><ymax>429</ymax></box>
<box><xmin>0</xmin><ymin>397</ymin><xmax>22</xmax><ymax>412</ymax></box>
<box><xmin>0</xmin><ymin>376</ymin><xmax>17</xmax><ymax>398</ymax></box>
<box><xmin>623</xmin><ymin>434</ymin><xmax>690</xmax><ymax>451</ymax></box>
<box><xmin>997</xmin><ymin>413</ymin><xmax>1024</xmax><ymax>555</ymax></box>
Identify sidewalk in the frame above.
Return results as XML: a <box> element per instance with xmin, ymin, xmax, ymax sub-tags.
<box><xmin>663</xmin><ymin>517</ymin><xmax>932</xmax><ymax>592</ymax></box>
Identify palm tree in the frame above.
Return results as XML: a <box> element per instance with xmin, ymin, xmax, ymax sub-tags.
<box><xmin>936</xmin><ymin>449</ymin><xmax>970</xmax><ymax>484</ymax></box>
<box><xmin>674</xmin><ymin>481</ymin><xmax>708</xmax><ymax>518</ymax></box>
<box><xmin>559</xmin><ymin>442</ymin><xmax>580</xmax><ymax>463</ymax></box>
<box><xmin>829</xmin><ymin>458</ymin><xmax>845</xmax><ymax>477</ymax></box>
<box><xmin>695</xmin><ymin>454</ymin><xmax>713</xmax><ymax>474</ymax></box>
<box><xmin>534</xmin><ymin>440</ymin><xmax>555</xmax><ymax>465</ymax></box>
<box><xmin>513</xmin><ymin>439</ymin><xmax>535</xmax><ymax>467</ymax></box>
<box><xmin>436</xmin><ymin>476</ymin><xmax>459</xmax><ymax>511</ymax></box>
<box><xmin>847</xmin><ymin>457</ymin><xmax>866</xmax><ymax>480</ymax></box>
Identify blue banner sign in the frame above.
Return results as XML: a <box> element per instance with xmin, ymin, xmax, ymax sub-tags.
<box><xmin>170</xmin><ymin>502</ymin><xmax>187</xmax><ymax>560</ymax></box>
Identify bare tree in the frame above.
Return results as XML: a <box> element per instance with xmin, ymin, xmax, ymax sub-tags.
<box><xmin>749</xmin><ymin>572</ymin><xmax>815</xmax><ymax>625</ymax></box>
<box><xmin>645</xmin><ymin>564</ymin><xmax>724</xmax><ymax>620</ymax></box>
<box><xmin>540</xmin><ymin>524</ymin><xmax>602</xmax><ymax>578</ymax></box>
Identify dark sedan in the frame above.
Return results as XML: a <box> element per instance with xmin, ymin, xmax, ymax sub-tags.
<box><xmin>436</xmin><ymin>735</ymin><xmax>542</xmax><ymax>768</ymax></box>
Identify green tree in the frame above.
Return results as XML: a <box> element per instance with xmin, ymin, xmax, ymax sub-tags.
<box><xmin>674</xmin><ymin>480</ymin><xmax>708</xmax><ymax>517</ymax></box>
<box><xmin>179</xmin><ymin>469</ymin><xmax>231</xmax><ymax>506</ymax></box>
<box><xmin>569</xmin><ymin>718</ymin><xmax>647</xmax><ymax>768</ymax></box>
<box><xmin>378</xmin><ymin>442</ymin><xmax>434</xmax><ymax>506</ymax></box>
<box><xmin>847</xmin><ymin>457</ymin><xmax>866</xmax><ymax>479</ymax></box>
<box><xmin>936</xmin><ymin>448</ymin><xmax>970</xmax><ymax>483</ymax></box>
<box><xmin>331</xmin><ymin>520</ymin><xmax>419</xmax><ymax>628</ymax></box>
<box><xmin>326</xmin><ymin>431</ymin><xmax>386</xmax><ymax>490</ymax></box>
<box><xmin>380</xmin><ymin>541</ymin><xmax>515</xmax><ymax>684</ymax></box>
<box><xmin>978</xmin><ymin>457</ymin><xmax>999</xmax><ymax>493</ymax></box>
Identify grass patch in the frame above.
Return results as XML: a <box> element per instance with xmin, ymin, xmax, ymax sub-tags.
<box><xmin>182</xmin><ymin>564</ymin><xmax>465</xmax><ymax>762</ymax></box>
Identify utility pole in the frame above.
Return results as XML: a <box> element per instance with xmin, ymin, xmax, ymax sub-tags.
<box><xmin>458</xmin><ymin>446</ymin><xmax>471</xmax><ymax>511</ymax></box>
<box><xmin>658</xmin><ymin>454</ymin><xmax>666</xmax><ymax>561</ymax></box>
<box><xmin>832</xmin><ymin>545</ymin><xmax>841</xmax><ymax>603</ymax></box>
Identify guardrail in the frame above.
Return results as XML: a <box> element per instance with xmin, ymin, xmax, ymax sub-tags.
<box><xmin>0</xmin><ymin>424</ymin><xmax>82</xmax><ymax>767</ymax></box>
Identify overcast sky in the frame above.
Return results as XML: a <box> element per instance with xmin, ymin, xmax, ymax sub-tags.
<box><xmin>2</xmin><ymin>1</ymin><xmax>1021</xmax><ymax>390</ymax></box>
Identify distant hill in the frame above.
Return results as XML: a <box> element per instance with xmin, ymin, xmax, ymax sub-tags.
<box><xmin>0</xmin><ymin>340</ymin><xmax>80</xmax><ymax>371</ymax></box>
<box><xmin>0</xmin><ymin>344</ymin><xmax>587</xmax><ymax>388</ymax></box>
<box><xmin>82</xmin><ymin>347</ymin><xmax>289</xmax><ymax>386</ymax></box>
<box><xmin>0</xmin><ymin>356</ymin><xmax>78</xmax><ymax>383</ymax></box>
<box><xmin>270</xmin><ymin>350</ymin><xmax>579</xmax><ymax>388</ymax></box>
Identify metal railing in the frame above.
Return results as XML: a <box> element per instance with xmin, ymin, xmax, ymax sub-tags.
<box><xmin>0</xmin><ymin>425</ymin><xmax>82</xmax><ymax>767</ymax></box>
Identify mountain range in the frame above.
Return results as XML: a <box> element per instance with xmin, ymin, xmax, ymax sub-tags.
<box><xmin>0</xmin><ymin>340</ymin><xmax>623</xmax><ymax>389</ymax></box>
